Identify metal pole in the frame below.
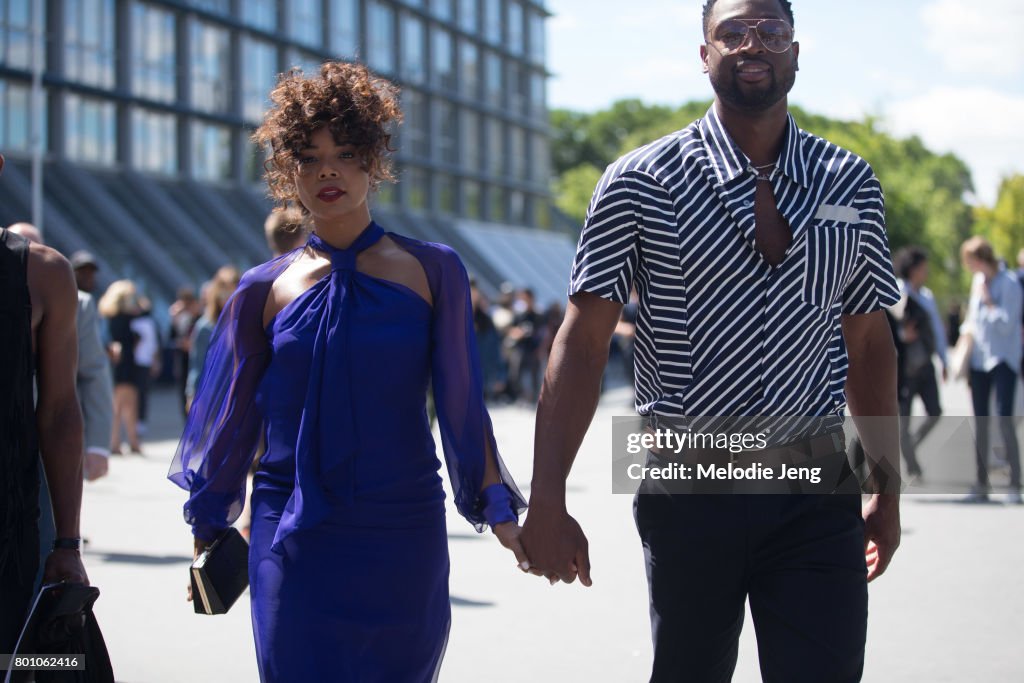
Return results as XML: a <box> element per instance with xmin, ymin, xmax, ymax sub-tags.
<box><xmin>30</xmin><ymin>0</ymin><xmax>45</xmax><ymax>232</ymax></box>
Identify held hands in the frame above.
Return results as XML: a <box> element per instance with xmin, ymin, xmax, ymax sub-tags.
<box><xmin>518</xmin><ymin>504</ymin><xmax>592</xmax><ymax>587</ymax></box>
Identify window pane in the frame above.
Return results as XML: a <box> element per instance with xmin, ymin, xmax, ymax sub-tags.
<box><xmin>458</xmin><ymin>0</ymin><xmax>477</xmax><ymax>33</ymax></box>
<box><xmin>434</xmin><ymin>100</ymin><xmax>456</xmax><ymax>164</ymax></box>
<box><xmin>460</xmin><ymin>40</ymin><xmax>478</xmax><ymax>98</ymax></box>
<box><xmin>404</xmin><ymin>166</ymin><xmax>428</xmax><ymax>209</ymax></box>
<box><xmin>241</xmin><ymin>0</ymin><xmax>276</xmax><ymax>31</ymax></box>
<box><xmin>191</xmin><ymin>121</ymin><xmax>232</xmax><ymax>180</ymax></box>
<box><xmin>488</xmin><ymin>184</ymin><xmax>504</xmax><ymax>221</ymax></box>
<box><xmin>401</xmin><ymin>89</ymin><xmax>429</xmax><ymax>159</ymax></box>
<box><xmin>329</xmin><ymin>0</ymin><xmax>359</xmax><ymax>56</ymax></box>
<box><xmin>484</xmin><ymin>51</ymin><xmax>502</xmax><ymax>107</ymax></box>
<box><xmin>509</xmin><ymin>190</ymin><xmax>525</xmax><ymax>224</ymax></box>
<box><xmin>132</xmin><ymin>2</ymin><xmax>176</xmax><ymax>103</ymax></box>
<box><xmin>486</xmin><ymin>117</ymin><xmax>502</xmax><ymax>176</ymax></box>
<box><xmin>288</xmin><ymin>0</ymin><xmax>322</xmax><ymax>48</ymax></box>
<box><xmin>530</xmin><ymin>70</ymin><xmax>546</xmax><ymax>120</ymax></box>
<box><xmin>509</xmin><ymin>125</ymin><xmax>525</xmax><ymax>180</ymax></box>
<box><xmin>190</xmin><ymin>19</ymin><xmax>231</xmax><ymax>113</ymax></box>
<box><xmin>132</xmin><ymin>108</ymin><xmax>177</xmax><ymax>174</ymax></box>
<box><xmin>367</xmin><ymin>1</ymin><xmax>395</xmax><ymax>74</ymax></box>
<box><xmin>64</xmin><ymin>0</ymin><xmax>115</xmax><ymax>88</ymax></box>
<box><xmin>400</xmin><ymin>14</ymin><xmax>425</xmax><ymax>84</ymax></box>
<box><xmin>462</xmin><ymin>179</ymin><xmax>481</xmax><ymax>218</ymax></box>
<box><xmin>430</xmin><ymin>0</ymin><xmax>453</xmax><ymax>22</ymax></box>
<box><xmin>506</xmin><ymin>60</ymin><xmax>525</xmax><ymax>116</ymax></box>
<box><xmin>436</xmin><ymin>173</ymin><xmax>454</xmax><ymax>213</ymax></box>
<box><xmin>529</xmin><ymin>10</ymin><xmax>545</xmax><ymax>64</ymax></box>
<box><xmin>483</xmin><ymin>0</ymin><xmax>501</xmax><ymax>45</ymax></box>
<box><xmin>65</xmin><ymin>93</ymin><xmax>116</xmax><ymax>165</ymax></box>
<box><xmin>507</xmin><ymin>1</ymin><xmax>523</xmax><ymax>55</ymax></box>
<box><xmin>432</xmin><ymin>27</ymin><xmax>454</xmax><ymax>91</ymax></box>
<box><xmin>1</xmin><ymin>0</ymin><xmax>42</xmax><ymax>69</ymax></box>
<box><xmin>459</xmin><ymin>109</ymin><xmax>479</xmax><ymax>171</ymax></box>
<box><xmin>242</xmin><ymin>37</ymin><xmax>278</xmax><ymax>122</ymax></box>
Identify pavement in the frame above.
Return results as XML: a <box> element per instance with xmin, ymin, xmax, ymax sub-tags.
<box><xmin>78</xmin><ymin>379</ymin><xmax>1024</xmax><ymax>682</ymax></box>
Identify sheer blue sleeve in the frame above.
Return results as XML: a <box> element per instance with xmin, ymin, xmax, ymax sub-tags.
<box><xmin>413</xmin><ymin>239</ymin><xmax>528</xmax><ymax>530</ymax></box>
<box><xmin>168</xmin><ymin>260</ymin><xmax>284</xmax><ymax>542</ymax></box>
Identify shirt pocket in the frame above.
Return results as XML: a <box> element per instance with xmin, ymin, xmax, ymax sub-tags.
<box><xmin>801</xmin><ymin>221</ymin><xmax>861</xmax><ymax>311</ymax></box>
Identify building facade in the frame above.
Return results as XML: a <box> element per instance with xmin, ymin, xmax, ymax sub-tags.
<box><xmin>0</xmin><ymin>0</ymin><xmax>566</xmax><ymax>305</ymax></box>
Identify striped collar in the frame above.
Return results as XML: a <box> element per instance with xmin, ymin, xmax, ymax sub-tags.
<box><xmin>699</xmin><ymin>105</ymin><xmax>810</xmax><ymax>189</ymax></box>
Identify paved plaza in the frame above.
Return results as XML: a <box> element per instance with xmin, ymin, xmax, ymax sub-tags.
<box><xmin>78</xmin><ymin>382</ymin><xmax>1023</xmax><ymax>682</ymax></box>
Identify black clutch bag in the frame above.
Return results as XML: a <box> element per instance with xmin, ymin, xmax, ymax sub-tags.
<box><xmin>190</xmin><ymin>527</ymin><xmax>249</xmax><ymax>615</ymax></box>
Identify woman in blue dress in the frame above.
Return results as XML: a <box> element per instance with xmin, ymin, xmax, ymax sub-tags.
<box><xmin>169</xmin><ymin>62</ymin><xmax>528</xmax><ymax>682</ymax></box>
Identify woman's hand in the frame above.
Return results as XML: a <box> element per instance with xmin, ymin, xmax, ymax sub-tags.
<box><xmin>492</xmin><ymin>521</ymin><xmax>531</xmax><ymax>574</ymax></box>
<box><xmin>187</xmin><ymin>537</ymin><xmax>212</xmax><ymax>602</ymax></box>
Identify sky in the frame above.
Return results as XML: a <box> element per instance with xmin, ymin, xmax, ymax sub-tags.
<box><xmin>545</xmin><ymin>0</ymin><xmax>1024</xmax><ymax>206</ymax></box>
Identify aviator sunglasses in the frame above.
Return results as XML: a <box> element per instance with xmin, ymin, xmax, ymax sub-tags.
<box><xmin>707</xmin><ymin>18</ymin><xmax>794</xmax><ymax>55</ymax></box>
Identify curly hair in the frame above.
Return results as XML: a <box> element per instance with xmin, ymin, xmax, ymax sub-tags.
<box><xmin>702</xmin><ymin>0</ymin><xmax>794</xmax><ymax>37</ymax></box>
<box><xmin>252</xmin><ymin>61</ymin><xmax>403</xmax><ymax>208</ymax></box>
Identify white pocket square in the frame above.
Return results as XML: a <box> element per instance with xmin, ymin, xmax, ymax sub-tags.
<box><xmin>814</xmin><ymin>204</ymin><xmax>860</xmax><ymax>223</ymax></box>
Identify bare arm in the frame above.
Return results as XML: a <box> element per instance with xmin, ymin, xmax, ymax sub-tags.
<box><xmin>842</xmin><ymin>310</ymin><xmax>900</xmax><ymax>581</ymax></box>
<box><xmin>520</xmin><ymin>292</ymin><xmax>623</xmax><ymax>585</ymax></box>
<box><xmin>30</xmin><ymin>245</ymin><xmax>88</xmax><ymax>583</ymax></box>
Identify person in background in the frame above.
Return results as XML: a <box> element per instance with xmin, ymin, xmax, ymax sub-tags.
<box><xmin>8</xmin><ymin>224</ymin><xmax>113</xmax><ymax>482</ymax></box>
<box><xmin>169</xmin><ymin>287</ymin><xmax>201</xmax><ymax>418</ymax></box>
<box><xmin>470</xmin><ymin>278</ymin><xmax>503</xmax><ymax>399</ymax></box>
<box><xmin>99</xmin><ymin>280</ymin><xmax>142</xmax><ymax>455</ymax></box>
<box><xmin>130</xmin><ymin>298</ymin><xmax>161</xmax><ymax>436</ymax></box>
<box><xmin>1</xmin><ymin>149</ymin><xmax>89</xmax><ymax>653</ymax></box>
<box><xmin>961</xmin><ymin>237</ymin><xmax>1022</xmax><ymax>503</ymax></box>
<box><xmin>892</xmin><ymin>247</ymin><xmax>945</xmax><ymax>482</ymax></box>
<box><xmin>505</xmin><ymin>288</ymin><xmax>543</xmax><ymax>403</ymax></box>
<box><xmin>264</xmin><ymin>205</ymin><xmax>308</xmax><ymax>257</ymax></box>
<box><xmin>70</xmin><ymin>249</ymin><xmax>101</xmax><ymax>295</ymax></box>
<box><xmin>186</xmin><ymin>267</ymin><xmax>240</xmax><ymax>412</ymax></box>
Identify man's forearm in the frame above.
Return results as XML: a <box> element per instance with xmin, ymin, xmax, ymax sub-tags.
<box><xmin>530</xmin><ymin>332</ymin><xmax>608</xmax><ymax>508</ymax></box>
<box><xmin>846</xmin><ymin>325</ymin><xmax>900</xmax><ymax>496</ymax></box>
<box><xmin>38</xmin><ymin>397</ymin><xmax>85</xmax><ymax>538</ymax></box>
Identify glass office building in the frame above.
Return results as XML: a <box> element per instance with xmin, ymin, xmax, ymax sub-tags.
<box><xmin>0</xmin><ymin>0</ymin><xmax>569</xmax><ymax>306</ymax></box>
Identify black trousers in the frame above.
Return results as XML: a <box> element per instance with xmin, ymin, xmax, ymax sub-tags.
<box><xmin>0</xmin><ymin>467</ymin><xmax>40</xmax><ymax>654</ymax></box>
<box><xmin>634</xmin><ymin>493</ymin><xmax>867</xmax><ymax>683</ymax></box>
<box><xmin>969</xmin><ymin>362</ymin><xmax>1021</xmax><ymax>489</ymax></box>
<box><xmin>898</xmin><ymin>362</ymin><xmax>942</xmax><ymax>474</ymax></box>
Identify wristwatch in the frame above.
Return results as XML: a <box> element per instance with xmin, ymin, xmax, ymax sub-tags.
<box><xmin>53</xmin><ymin>537</ymin><xmax>82</xmax><ymax>551</ymax></box>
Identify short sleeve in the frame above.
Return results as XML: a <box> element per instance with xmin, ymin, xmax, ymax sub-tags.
<box><xmin>426</xmin><ymin>245</ymin><xmax>528</xmax><ymax>530</ymax></box>
<box><xmin>842</xmin><ymin>176</ymin><xmax>900</xmax><ymax>315</ymax></box>
<box><xmin>167</xmin><ymin>271</ymin><xmax>273</xmax><ymax>542</ymax></box>
<box><xmin>568</xmin><ymin>168</ymin><xmax>643</xmax><ymax>304</ymax></box>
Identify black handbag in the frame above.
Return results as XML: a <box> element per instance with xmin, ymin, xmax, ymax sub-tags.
<box><xmin>190</xmin><ymin>527</ymin><xmax>249</xmax><ymax>615</ymax></box>
<box><xmin>4</xmin><ymin>582</ymin><xmax>114</xmax><ymax>683</ymax></box>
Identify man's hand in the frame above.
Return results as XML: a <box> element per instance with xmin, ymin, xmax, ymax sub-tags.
<box><xmin>519</xmin><ymin>504</ymin><xmax>592</xmax><ymax>586</ymax></box>
<box><xmin>84</xmin><ymin>452</ymin><xmax>109</xmax><ymax>481</ymax></box>
<box><xmin>862</xmin><ymin>493</ymin><xmax>900</xmax><ymax>581</ymax></box>
<box><xmin>42</xmin><ymin>549</ymin><xmax>89</xmax><ymax>585</ymax></box>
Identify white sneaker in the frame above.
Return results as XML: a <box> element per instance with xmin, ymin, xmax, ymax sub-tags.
<box><xmin>1006</xmin><ymin>491</ymin><xmax>1023</xmax><ymax>505</ymax></box>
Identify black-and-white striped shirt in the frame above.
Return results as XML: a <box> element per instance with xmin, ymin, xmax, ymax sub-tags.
<box><xmin>570</xmin><ymin>107</ymin><xmax>900</xmax><ymax>418</ymax></box>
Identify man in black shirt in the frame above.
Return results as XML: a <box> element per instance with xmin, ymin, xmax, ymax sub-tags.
<box><xmin>0</xmin><ymin>152</ymin><xmax>89</xmax><ymax>653</ymax></box>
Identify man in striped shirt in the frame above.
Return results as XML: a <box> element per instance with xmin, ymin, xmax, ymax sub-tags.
<box><xmin>520</xmin><ymin>1</ymin><xmax>902</xmax><ymax>681</ymax></box>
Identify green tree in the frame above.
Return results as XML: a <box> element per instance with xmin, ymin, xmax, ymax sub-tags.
<box><xmin>554</xmin><ymin>163</ymin><xmax>604</xmax><ymax>227</ymax></box>
<box><xmin>973</xmin><ymin>174</ymin><xmax>1024</xmax><ymax>267</ymax></box>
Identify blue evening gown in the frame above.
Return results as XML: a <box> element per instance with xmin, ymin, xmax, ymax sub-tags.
<box><xmin>169</xmin><ymin>223</ymin><xmax>526</xmax><ymax>682</ymax></box>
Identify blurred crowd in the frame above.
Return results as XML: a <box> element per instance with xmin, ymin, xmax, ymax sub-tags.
<box><xmin>5</xmin><ymin>215</ymin><xmax>1021</xmax><ymax>498</ymax></box>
